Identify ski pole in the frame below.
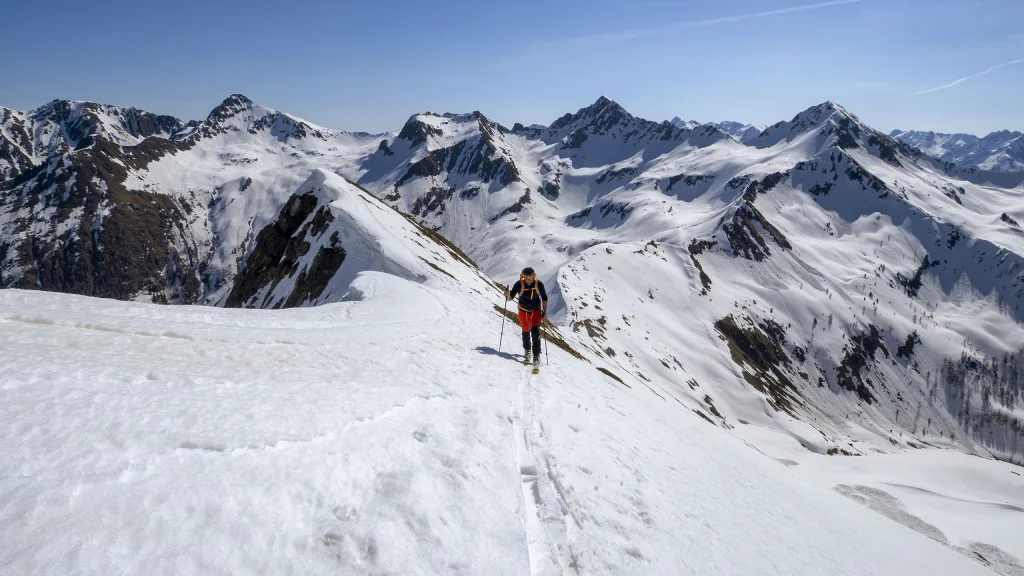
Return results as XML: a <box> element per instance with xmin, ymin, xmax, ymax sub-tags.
<box><xmin>499</xmin><ymin>293</ymin><xmax>508</xmax><ymax>352</ymax></box>
<box><xmin>544</xmin><ymin>316</ymin><xmax>550</xmax><ymax>365</ymax></box>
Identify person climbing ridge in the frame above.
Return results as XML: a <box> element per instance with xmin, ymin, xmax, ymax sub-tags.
<box><xmin>504</xmin><ymin>267</ymin><xmax>549</xmax><ymax>372</ymax></box>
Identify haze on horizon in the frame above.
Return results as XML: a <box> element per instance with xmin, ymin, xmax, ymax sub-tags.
<box><xmin>2</xmin><ymin>0</ymin><xmax>1022</xmax><ymax>136</ymax></box>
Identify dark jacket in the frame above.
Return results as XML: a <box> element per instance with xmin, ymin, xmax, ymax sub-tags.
<box><xmin>510</xmin><ymin>279</ymin><xmax>548</xmax><ymax>312</ymax></box>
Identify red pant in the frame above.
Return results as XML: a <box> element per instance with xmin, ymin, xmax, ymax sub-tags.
<box><xmin>518</xmin><ymin>309</ymin><xmax>542</xmax><ymax>331</ymax></box>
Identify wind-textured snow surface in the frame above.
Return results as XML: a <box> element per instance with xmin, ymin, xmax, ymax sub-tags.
<box><xmin>0</xmin><ymin>285</ymin><xmax>1014</xmax><ymax>576</ymax></box>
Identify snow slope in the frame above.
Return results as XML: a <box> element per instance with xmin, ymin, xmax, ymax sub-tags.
<box><xmin>736</xmin><ymin>423</ymin><xmax>1024</xmax><ymax>575</ymax></box>
<box><xmin>1</xmin><ymin>283</ymin><xmax>1018</xmax><ymax>575</ymax></box>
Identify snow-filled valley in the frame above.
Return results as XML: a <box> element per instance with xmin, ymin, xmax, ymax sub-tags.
<box><xmin>3</xmin><ymin>93</ymin><xmax>1024</xmax><ymax>574</ymax></box>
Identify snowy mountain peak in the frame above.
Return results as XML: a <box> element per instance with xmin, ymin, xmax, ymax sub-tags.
<box><xmin>666</xmin><ymin>117</ymin><xmax>764</xmax><ymax>143</ymax></box>
<box><xmin>750</xmin><ymin>99</ymin><xmax>909</xmax><ymax>162</ymax></box>
<box><xmin>0</xmin><ymin>98</ymin><xmax>189</xmax><ymax>182</ymax></box>
<box><xmin>389</xmin><ymin>110</ymin><xmax>505</xmax><ymax>153</ymax></box>
<box><xmin>202</xmin><ymin>93</ymin><xmax>280</xmax><ymax>130</ymax></box>
<box><xmin>713</xmin><ymin>120</ymin><xmax>764</xmax><ymax>142</ymax></box>
<box><xmin>891</xmin><ymin>128</ymin><xmax>1024</xmax><ymax>172</ymax></box>
<box><xmin>791</xmin><ymin>100</ymin><xmax>858</xmax><ymax>131</ymax></box>
<box><xmin>196</xmin><ymin>94</ymin><xmax>337</xmax><ymax>142</ymax></box>
<box><xmin>670</xmin><ymin>116</ymin><xmax>702</xmax><ymax>130</ymax></box>
<box><xmin>592</xmin><ymin>94</ymin><xmax>623</xmax><ymax>112</ymax></box>
<box><xmin>395</xmin><ymin>113</ymin><xmax>448</xmax><ymax>147</ymax></box>
<box><xmin>207</xmin><ymin>94</ymin><xmax>256</xmax><ymax>122</ymax></box>
<box><xmin>549</xmin><ymin>95</ymin><xmax>632</xmax><ymax>134</ymax></box>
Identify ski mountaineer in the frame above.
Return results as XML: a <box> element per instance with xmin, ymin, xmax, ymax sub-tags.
<box><xmin>504</xmin><ymin>267</ymin><xmax>549</xmax><ymax>370</ymax></box>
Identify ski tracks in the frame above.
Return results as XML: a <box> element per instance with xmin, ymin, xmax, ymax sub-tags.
<box><xmin>510</xmin><ymin>364</ymin><xmax>583</xmax><ymax>575</ymax></box>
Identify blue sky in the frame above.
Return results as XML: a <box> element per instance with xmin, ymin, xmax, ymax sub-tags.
<box><xmin>3</xmin><ymin>0</ymin><xmax>1022</xmax><ymax>134</ymax></box>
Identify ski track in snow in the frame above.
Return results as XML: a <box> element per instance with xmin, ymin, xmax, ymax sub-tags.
<box><xmin>510</xmin><ymin>359</ymin><xmax>580</xmax><ymax>575</ymax></box>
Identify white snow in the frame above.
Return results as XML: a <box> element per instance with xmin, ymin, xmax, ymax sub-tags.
<box><xmin>892</xmin><ymin>129</ymin><xmax>1024</xmax><ymax>173</ymax></box>
<box><xmin>1</xmin><ymin>282</ymin><xmax>1018</xmax><ymax>575</ymax></box>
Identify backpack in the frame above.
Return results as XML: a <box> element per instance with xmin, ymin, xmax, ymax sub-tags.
<box><xmin>518</xmin><ymin>274</ymin><xmax>541</xmax><ymax>311</ymax></box>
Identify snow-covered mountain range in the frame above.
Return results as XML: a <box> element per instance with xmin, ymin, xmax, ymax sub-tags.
<box><xmin>891</xmin><ymin>128</ymin><xmax>1024</xmax><ymax>172</ymax></box>
<box><xmin>671</xmin><ymin>116</ymin><xmax>764</xmax><ymax>142</ymax></box>
<box><xmin>3</xmin><ymin>93</ymin><xmax>1024</xmax><ymax>573</ymax></box>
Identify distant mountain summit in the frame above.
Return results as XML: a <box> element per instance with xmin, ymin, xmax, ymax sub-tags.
<box><xmin>891</xmin><ymin>128</ymin><xmax>1024</xmax><ymax>172</ymax></box>
<box><xmin>670</xmin><ymin>117</ymin><xmax>762</xmax><ymax>142</ymax></box>
<box><xmin>670</xmin><ymin>116</ymin><xmax>701</xmax><ymax>131</ymax></box>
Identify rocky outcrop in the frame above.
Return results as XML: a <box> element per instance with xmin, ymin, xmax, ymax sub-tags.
<box><xmin>1</xmin><ymin>136</ymin><xmax>203</xmax><ymax>302</ymax></box>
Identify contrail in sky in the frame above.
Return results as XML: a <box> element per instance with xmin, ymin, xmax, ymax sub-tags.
<box><xmin>572</xmin><ymin>0</ymin><xmax>863</xmax><ymax>43</ymax></box>
<box><xmin>910</xmin><ymin>59</ymin><xmax>1024</xmax><ymax>96</ymax></box>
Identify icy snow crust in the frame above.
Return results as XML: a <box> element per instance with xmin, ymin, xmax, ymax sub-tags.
<box><xmin>0</xmin><ymin>284</ymin><xmax>1012</xmax><ymax>576</ymax></box>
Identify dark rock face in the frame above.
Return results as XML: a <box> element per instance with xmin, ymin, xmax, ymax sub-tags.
<box><xmin>198</xmin><ymin>93</ymin><xmax>328</xmax><ymax>142</ymax></box>
<box><xmin>281</xmin><ymin>239</ymin><xmax>346</xmax><ymax>308</ymax></box>
<box><xmin>412</xmin><ymin>186</ymin><xmax>455</xmax><ymax>218</ymax></box>
<box><xmin>896</xmin><ymin>256</ymin><xmax>940</xmax><ymax>298</ymax></box>
<box><xmin>896</xmin><ymin>331</ymin><xmax>921</xmax><ymax>360</ymax></box>
<box><xmin>715</xmin><ymin>315</ymin><xmax>800</xmax><ymax>415</ymax></box>
<box><xmin>688</xmin><ymin>239</ymin><xmax>714</xmax><ymax>295</ymax></box>
<box><xmin>206</xmin><ymin>94</ymin><xmax>255</xmax><ymax>125</ymax></box>
<box><xmin>753</xmin><ymin>102</ymin><xmax>920</xmax><ymax>171</ymax></box>
<box><xmin>540</xmin><ymin>180</ymin><xmax>560</xmax><ymax>199</ymax></box>
<box><xmin>595</xmin><ymin>166</ymin><xmax>638</xmax><ymax>185</ymax></box>
<box><xmin>0</xmin><ymin>138</ymin><xmax>33</xmax><ymax>181</ymax></box>
<box><xmin>837</xmin><ymin>325</ymin><xmax>890</xmax><ymax>403</ymax></box>
<box><xmin>396</xmin><ymin>115</ymin><xmax>443</xmax><ymax>147</ymax></box>
<box><xmin>222</xmin><ymin>190</ymin><xmax>350</xmax><ymax>310</ymax></box>
<box><xmin>665</xmin><ymin>173</ymin><xmax>713</xmax><ymax>193</ymax></box>
<box><xmin>490</xmin><ymin>190</ymin><xmax>532</xmax><ymax>223</ymax></box>
<box><xmin>1</xmin><ymin>136</ymin><xmax>203</xmax><ymax>302</ymax></box>
<box><xmin>224</xmin><ymin>193</ymin><xmax>321</xmax><ymax>308</ymax></box>
<box><xmin>722</xmin><ymin>202</ymin><xmax>792</xmax><ymax>262</ymax></box>
<box><xmin>565</xmin><ymin>201</ymin><xmax>634</xmax><ymax>228</ymax></box>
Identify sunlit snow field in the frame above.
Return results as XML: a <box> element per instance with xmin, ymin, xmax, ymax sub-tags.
<box><xmin>2</xmin><ymin>279</ymin><xmax>1020</xmax><ymax>575</ymax></box>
